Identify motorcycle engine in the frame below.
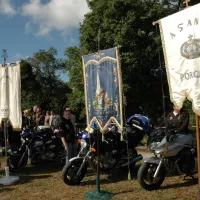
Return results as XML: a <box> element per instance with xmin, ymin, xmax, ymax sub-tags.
<box><xmin>100</xmin><ymin>152</ymin><xmax>116</xmax><ymax>169</ymax></box>
<box><xmin>177</xmin><ymin>148</ymin><xmax>196</xmax><ymax>175</ymax></box>
<box><xmin>44</xmin><ymin>144</ymin><xmax>56</xmax><ymax>158</ymax></box>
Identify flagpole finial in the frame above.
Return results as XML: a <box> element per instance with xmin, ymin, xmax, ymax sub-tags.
<box><xmin>183</xmin><ymin>0</ymin><xmax>191</xmax><ymax>8</ymax></box>
<box><xmin>1</xmin><ymin>49</ymin><xmax>8</xmax><ymax>65</ymax></box>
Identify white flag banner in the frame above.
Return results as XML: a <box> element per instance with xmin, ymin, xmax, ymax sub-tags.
<box><xmin>0</xmin><ymin>62</ymin><xmax>22</xmax><ymax>130</ymax></box>
<box><xmin>159</xmin><ymin>3</ymin><xmax>200</xmax><ymax>115</ymax></box>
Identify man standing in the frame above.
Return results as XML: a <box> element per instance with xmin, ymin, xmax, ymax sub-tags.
<box><xmin>59</xmin><ymin>110</ymin><xmax>77</xmax><ymax>163</ymax></box>
<box><xmin>65</xmin><ymin>108</ymin><xmax>76</xmax><ymax>130</ymax></box>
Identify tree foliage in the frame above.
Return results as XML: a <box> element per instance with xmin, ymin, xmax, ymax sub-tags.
<box><xmin>64</xmin><ymin>47</ymin><xmax>85</xmax><ymax>121</ymax></box>
<box><xmin>76</xmin><ymin>0</ymin><xmax>178</xmax><ymax>124</ymax></box>
<box><xmin>21</xmin><ymin>47</ymin><xmax>71</xmax><ymax>114</ymax></box>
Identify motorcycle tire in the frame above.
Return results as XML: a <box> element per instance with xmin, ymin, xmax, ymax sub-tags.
<box><xmin>137</xmin><ymin>162</ymin><xmax>166</xmax><ymax>191</ymax></box>
<box><xmin>8</xmin><ymin>153</ymin><xmax>28</xmax><ymax>172</ymax></box>
<box><xmin>62</xmin><ymin>160</ymin><xmax>87</xmax><ymax>185</ymax></box>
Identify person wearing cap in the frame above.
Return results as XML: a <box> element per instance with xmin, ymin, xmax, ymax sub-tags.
<box><xmin>59</xmin><ymin>110</ymin><xmax>77</xmax><ymax>163</ymax></box>
<box><xmin>65</xmin><ymin>108</ymin><xmax>76</xmax><ymax>129</ymax></box>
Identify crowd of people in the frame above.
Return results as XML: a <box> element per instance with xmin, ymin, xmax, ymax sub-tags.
<box><xmin>0</xmin><ymin>105</ymin><xmax>77</xmax><ymax>162</ymax></box>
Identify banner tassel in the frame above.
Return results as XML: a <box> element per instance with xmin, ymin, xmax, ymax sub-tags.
<box><xmin>128</xmin><ymin>170</ymin><xmax>131</xmax><ymax>180</ymax></box>
<box><xmin>102</xmin><ymin>133</ymin><xmax>105</xmax><ymax>141</ymax></box>
<box><xmin>120</xmin><ymin>133</ymin><xmax>124</xmax><ymax>141</ymax></box>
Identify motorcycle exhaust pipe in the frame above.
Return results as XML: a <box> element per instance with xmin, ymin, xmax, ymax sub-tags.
<box><xmin>121</xmin><ymin>154</ymin><xmax>143</xmax><ymax>167</ymax></box>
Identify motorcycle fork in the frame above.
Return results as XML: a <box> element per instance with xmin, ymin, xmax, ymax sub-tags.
<box><xmin>76</xmin><ymin>151</ymin><xmax>90</xmax><ymax>176</ymax></box>
<box><xmin>153</xmin><ymin>159</ymin><xmax>163</xmax><ymax>179</ymax></box>
<box><xmin>18</xmin><ymin>145</ymin><xmax>28</xmax><ymax>166</ymax></box>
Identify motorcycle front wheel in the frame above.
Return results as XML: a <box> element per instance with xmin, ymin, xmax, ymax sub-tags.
<box><xmin>8</xmin><ymin>153</ymin><xmax>28</xmax><ymax>172</ymax></box>
<box><xmin>137</xmin><ymin>162</ymin><xmax>166</xmax><ymax>191</ymax></box>
<box><xmin>62</xmin><ymin>160</ymin><xmax>87</xmax><ymax>185</ymax></box>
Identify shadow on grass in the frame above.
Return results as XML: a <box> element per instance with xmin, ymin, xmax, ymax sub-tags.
<box><xmin>11</xmin><ymin>161</ymin><xmax>64</xmax><ymax>176</ymax></box>
<box><xmin>18</xmin><ymin>174</ymin><xmax>54</xmax><ymax>184</ymax></box>
<box><xmin>80</xmin><ymin>164</ymin><xmax>141</xmax><ymax>186</ymax></box>
<box><xmin>160</xmin><ymin>177</ymin><xmax>197</xmax><ymax>190</ymax></box>
<box><xmin>0</xmin><ymin>187</ymin><xmax>15</xmax><ymax>192</ymax></box>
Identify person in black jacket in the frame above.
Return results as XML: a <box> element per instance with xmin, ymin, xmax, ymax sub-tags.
<box><xmin>165</xmin><ymin>105</ymin><xmax>189</xmax><ymax>133</ymax></box>
<box><xmin>59</xmin><ymin>110</ymin><xmax>77</xmax><ymax>163</ymax></box>
<box><xmin>22</xmin><ymin>109</ymin><xmax>33</xmax><ymax>129</ymax></box>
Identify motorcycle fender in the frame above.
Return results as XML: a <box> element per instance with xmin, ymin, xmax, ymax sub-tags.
<box><xmin>144</xmin><ymin>157</ymin><xmax>161</xmax><ymax>165</ymax></box>
<box><xmin>69</xmin><ymin>156</ymin><xmax>84</xmax><ymax>163</ymax></box>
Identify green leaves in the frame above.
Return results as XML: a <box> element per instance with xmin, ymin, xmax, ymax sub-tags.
<box><xmin>21</xmin><ymin>47</ymin><xmax>70</xmax><ymax>114</ymax></box>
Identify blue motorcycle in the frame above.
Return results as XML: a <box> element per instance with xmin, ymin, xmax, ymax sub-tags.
<box><xmin>62</xmin><ymin>114</ymin><xmax>151</xmax><ymax>185</ymax></box>
<box><xmin>8</xmin><ymin>127</ymin><xmax>65</xmax><ymax>172</ymax></box>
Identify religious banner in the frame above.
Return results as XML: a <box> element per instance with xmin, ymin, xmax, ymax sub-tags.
<box><xmin>159</xmin><ymin>3</ymin><xmax>200</xmax><ymax>115</ymax></box>
<box><xmin>83</xmin><ymin>47</ymin><xmax>123</xmax><ymax>133</ymax></box>
<box><xmin>0</xmin><ymin>62</ymin><xmax>22</xmax><ymax>130</ymax></box>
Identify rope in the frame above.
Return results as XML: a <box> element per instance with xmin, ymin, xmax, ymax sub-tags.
<box><xmin>155</xmin><ymin>25</ymin><xmax>167</xmax><ymax>121</ymax></box>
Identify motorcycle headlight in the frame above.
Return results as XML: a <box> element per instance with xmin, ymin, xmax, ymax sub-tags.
<box><xmin>80</xmin><ymin>139</ymin><xmax>87</xmax><ymax>148</ymax></box>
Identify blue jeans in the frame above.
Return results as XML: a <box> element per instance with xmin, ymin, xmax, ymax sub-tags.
<box><xmin>65</xmin><ymin>142</ymin><xmax>77</xmax><ymax>163</ymax></box>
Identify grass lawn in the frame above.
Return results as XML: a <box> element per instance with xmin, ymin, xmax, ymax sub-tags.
<box><xmin>0</xmin><ymin>157</ymin><xmax>198</xmax><ymax>200</ymax></box>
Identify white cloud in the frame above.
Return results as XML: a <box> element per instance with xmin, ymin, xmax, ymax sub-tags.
<box><xmin>21</xmin><ymin>0</ymin><xmax>90</xmax><ymax>36</ymax></box>
<box><xmin>25</xmin><ymin>21</ymin><xmax>32</xmax><ymax>34</ymax></box>
<box><xmin>0</xmin><ymin>0</ymin><xmax>16</xmax><ymax>16</ymax></box>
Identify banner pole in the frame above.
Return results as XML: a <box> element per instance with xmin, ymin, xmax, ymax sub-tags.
<box><xmin>0</xmin><ymin>51</ymin><xmax>20</xmax><ymax>186</ymax></box>
<box><xmin>195</xmin><ymin>114</ymin><xmax>200</xmax><ymax>199</ymax></box>
<box><xmin>96</xmin><ymin>128</ymin><xmax>100</xmax><ymax>192</ymax></box>
<box><xmin>84</xmin><ymin>30</ymin><xmax>113</xmax><ymax>200</ymax></box>
<box><xmin>96</xmin><ymin>28</ymin><xmax>101</xmax><ymax>193</ymax></box>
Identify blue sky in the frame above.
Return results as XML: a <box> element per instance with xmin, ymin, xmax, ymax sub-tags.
<box><xmin>0</xmin><ymin>0</ymin><xmax>89</xmax><ymax>81</ymax></box>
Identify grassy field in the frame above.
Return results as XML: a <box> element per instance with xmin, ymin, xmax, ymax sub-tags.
<box><xmin>0</xmin><ymin>156</ymin><xmax>198</xmax><ymax>200</ymax></box>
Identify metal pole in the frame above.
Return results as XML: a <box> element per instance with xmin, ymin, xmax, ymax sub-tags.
<box><xmin>96</xmin><ymin>128</ymin><xmax>100</xmax><ymax>192</ymax></box>
<box><xmin>196</xmin><ymin>114</ymin><xmax>200</xmax><ymax>199</ymax></box>
<box><xmin>3</xmin><ymin>120</ymin><xmax>8</xmax><ymax>163</ymax></box>
<box><xmin>2</xmin><ymin>49</ymin><xmax>8</xmax><ymax>164</ymax></box>
<box><xmin>96</xmin><ymin>28</ymin><xmax>101</xmax><ymax>192</ymax></box>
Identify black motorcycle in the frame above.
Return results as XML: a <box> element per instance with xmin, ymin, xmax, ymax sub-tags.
<box><xmin>8</xmin><ymin>127</ymin><xmax>65</xmax><ymax>172</ymax></box>
<box><xmin>62</xmin><ymin>114</ymin><xmax>151</xmax><ymax>185</ymax></box>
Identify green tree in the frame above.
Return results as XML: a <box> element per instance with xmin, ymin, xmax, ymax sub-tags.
<box><xmin>79</xmin><ymin>0</ymin><xmax>179</xmax><ymax>124</ymax></box>
<box><xmin>64</xmin><ymin>46</ymin><xmax>85</xmax><ymax>121</ymax></box>
<box><xmin>21</xmin><ymin>47</ymin><xmax>71</xmax><ymax>114</ymax></box>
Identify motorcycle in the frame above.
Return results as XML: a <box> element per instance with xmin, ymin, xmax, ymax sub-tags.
<box><xmin>76</xmin><ymin>130</ymin><xmax>91</xmax><ymax>157</ymax></box>
<box><xmin>137</xmin><ymin>130</ymin><xmax>197</xmax><ymax>190</ymax></box>
<box><xmin>62</xmin><ymin>114</ymin><xmax>151</xmax><ymax>185</ymax></box>
<box><xmin>8</xmin><ymin>126</ymin><xmax>65</xmax><ymax>172</ymax></box>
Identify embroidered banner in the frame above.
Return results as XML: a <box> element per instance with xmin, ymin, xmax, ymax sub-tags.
<box><xmin>83</xmin><ymin>47</ymin><xmax>123</xmax><ymax>132</ymax></box>
<box><xmin>0</xmin><ymin>62</ymin><xmax>22</xmax><ymax>130</ymax></box>
<box><xmin>159</xmin><ymin>3</ymin><xmax>200</xmax><ymax>115</ymax></box>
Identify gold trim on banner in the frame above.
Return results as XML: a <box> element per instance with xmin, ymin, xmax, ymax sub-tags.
<box><xmin>116</xmin><ymin>47</ymin><xmax>123</xmax><ymax>133</ymax></box>
<box><xmin>82</xmin><ymin>56</ymin><xmax>89</xmax><ymax>128</ymax></box>
<box><xmin>82</xmin><ymin>48</ymin><xmax>124</xmax><ymax>133</ymax></box>
<box><xmin>84</xmin><ymin>56</ymin><xmax>117</xmax><ymax>68</ymax></box>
